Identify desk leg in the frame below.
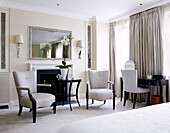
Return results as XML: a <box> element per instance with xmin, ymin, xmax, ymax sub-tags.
<box><xmin>76</xmin><ymin>82</ymin><xmax>81</xmax><ymax>107</ymax></box>
<box><xmin>69</xmin><ymin>82</ymin><xmax>73</xmax><ymax>111</ymax></box>
<box><xmin>160</xmin><ymin>86</ymin><xmax>163</xmax><ymax>103</ymax></box>
<box><xmin>120</xmin><ymin>78</ymin><xmax>123</xmax><ymax>101</ymax></box>
<box><xmin>166</xmin><ymin>83</ymin><xmax>169</xmax><ymax>102</ymax></box>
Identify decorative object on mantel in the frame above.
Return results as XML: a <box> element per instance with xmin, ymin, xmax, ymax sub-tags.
<box><xmin>61</xmin><ymin>36</ymin><xmax>74</xmax><ymax>46</ymax></box>
<box><xmin>14</xmin><ymin>35</ymin><xmax>24</xmax><ymax>58</ymax></box>
<box><xmin>56</xmin><ymin>61</ymin><xmax>72</xmax><ymax>80</ymax></box>
<box><xmin>42</xmin><ymin>44</ymin><xmax>52</xmax><ymax>58</ymax></box>
<box><xmin>77</xmin><ymin>40</ymin><xmax>83</xmax><ymax>59</ymax></box>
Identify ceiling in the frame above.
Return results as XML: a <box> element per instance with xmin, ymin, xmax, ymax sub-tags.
<box><xmin>1</xmin><ymin>0</ymin><xmax>170</xmax><ymax>22</ymax></box>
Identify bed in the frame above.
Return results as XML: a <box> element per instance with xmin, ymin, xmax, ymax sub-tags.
<box><xmin>57</xmin><ymin>103</ymin><xmax>170</xmax><ymax>133</ymax></box>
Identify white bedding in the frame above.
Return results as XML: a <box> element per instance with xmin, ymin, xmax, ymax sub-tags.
<box><xmin>57</xmin><ymin>103</ymin><xmax>170</xmax><ymax>133</ymax></box>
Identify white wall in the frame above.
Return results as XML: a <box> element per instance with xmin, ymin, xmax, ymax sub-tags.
<box><xmin>9</xmin><ymin>9</ymin><xmax>86</xmax><ymax>100</ymax></box>
<box><xmin>96</xmin><ymin>22</ymin><xmax>109</xmax><ymax>70</ymax></box>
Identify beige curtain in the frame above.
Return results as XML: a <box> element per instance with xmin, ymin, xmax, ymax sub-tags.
<box><xmin>130</xmin><ymin>7</ymin><xmax>163</xmax><ymax>78</ymax></box>
<box><xmin>109</xmin><ymin>23</ymin><xmax>116</xmax><ymax>92</ymax></box>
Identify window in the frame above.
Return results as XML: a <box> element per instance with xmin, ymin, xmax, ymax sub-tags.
<box><xmin>163</xmin><ymin>7</ymin><xmax>170</xmax><ymax>76</ymax></box>
<box><xmin>0</xmin><ymin>9</ymin><xmax>9</xmax><ymax>72</ymax></box>
<box><xmin>87</xmin><ymin>24</ymin><xmax>92</xmax><ymax>69</ymax></box>
<box><xmin>114</xmin><ymin>19</ymin><xmax>129</xmax><ymax>96</ymax></box>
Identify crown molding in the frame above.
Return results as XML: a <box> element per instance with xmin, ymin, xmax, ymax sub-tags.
<box><xmin>109</xmin><ymin>0</ymin><xmax>170</xmax><ymax>22</ymax></box>
<box><xmin>0</xmin><ymin>1</ymin><xmax>89</xmax><ymax>21</ymax></box>
<box><xmin>0</xmin><ymin>0</ymin><xmax>169</xmax><ymax>23</ymax></box>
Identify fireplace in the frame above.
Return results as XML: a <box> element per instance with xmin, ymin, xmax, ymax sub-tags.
<box><xmin>29</xmin><ymin>63</ymin><xmax>72</xmax><ymax>101</ymax></box>
<box><xmin>37</xmin><ymin>69</ymin><xmax>60</xmax><ymax>94</ymax></box>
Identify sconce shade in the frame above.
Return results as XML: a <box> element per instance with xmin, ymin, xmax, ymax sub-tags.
<box><xmin>14</xmin><ymin>35</ymin><xmax>24</xmax><ymax>44</ymax></box>
<box><xmin>77</xmin><ymin>40</ymin><xmax>83</xmax><ymax>48</ymax></box>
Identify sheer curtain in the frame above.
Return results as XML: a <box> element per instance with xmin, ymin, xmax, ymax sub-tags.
<box><xmin>162</xmin><ymin>5</ymin><xmax>170</xmax><ymax>76</ymax></box>
<box><xmin>110</xmin><ymin>19</ymin><xmax>129</xmax><ymax>96</ymax></box>
<box><xmin>162</xmin><ymin>4</ymin><xmax>170</xmax><ymax>100</ymax></box>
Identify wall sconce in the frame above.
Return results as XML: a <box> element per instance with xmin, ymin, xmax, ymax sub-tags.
<box><xmin>77</xmin><ymin>40</ymin><xmax>83</xmax><ymax>59</ymax></box>
<box><xmin>14</xmin><ymin>35</ymin><xmax>24</xmax><ymax>58</ymax></box>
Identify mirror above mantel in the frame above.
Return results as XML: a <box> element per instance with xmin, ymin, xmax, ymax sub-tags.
<box><xmin>29</xmin><ymin>26</ymin><xmax>72</xmax><ymax>60</ymax></box>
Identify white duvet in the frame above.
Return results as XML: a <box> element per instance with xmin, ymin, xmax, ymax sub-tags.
<box><xmin>57</xmin><ymin>103</ymin><xmax>170</xmax><ymax>133</ymax></box>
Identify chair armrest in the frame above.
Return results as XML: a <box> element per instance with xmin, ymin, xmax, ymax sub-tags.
<box><xmin>86</xmin><ymin>82</ymin><xmax>90</xmax><ymax>90</ymax></box>
<box><xmin>37</xmin><ymin>84</ymin><xmax>52</xmax><ymax>87</ymax></box>
<box><xmin>108</xmin><ymin>81</ymin><xmax>114</xmax><ymax>85</ymax></box>
<box><xmin>108</xmin><ymin>81</ymin><xmax>115</xmax><ymax>94</ymax></box>
<box><xmin>16</xmin><ymin>86</ymin><xmax>36</xmax><ymax>106</ymax></box>
<box><xmin>16</xmin><ymin>86</ymin><xmax>30</xmax><ymax>90</ymax></box>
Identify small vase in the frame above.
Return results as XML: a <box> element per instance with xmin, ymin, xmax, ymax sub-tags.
<box><xmin>60</xmin><ymin>68</ymin><xmax>68</xmax><ymax>80</ymax></box>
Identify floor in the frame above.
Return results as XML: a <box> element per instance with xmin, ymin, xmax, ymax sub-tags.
<box><xmin>0</xmin><ymin>98</ymin><xmax>146</xmax><ymax>133</ymax></box>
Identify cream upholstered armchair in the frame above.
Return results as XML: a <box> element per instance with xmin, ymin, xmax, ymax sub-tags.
<box><xmin>13</xmin><ymin>71</ymin><xmax>56</xmax><ymax>123</ymax></box>
<box><xmin>121</xmin><ymin>70</ymin><xmax>150</xmax><ymax>109</ymax></box>
<box><xmin>86</xmin><ymin>70</ymin><xmax>115</xmax><ymax>110</ymax></box>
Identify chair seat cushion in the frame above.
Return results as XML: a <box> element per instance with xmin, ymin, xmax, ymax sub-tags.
<box><xmin>89</xmin><ymin>89</ymin><xmax>113</xmax><ymax>101</ymax></box>
<box><xmin>20</xmin><ymin>93</ymin><xmax>55</xmax><ymax>109</ymax></box>
<box><xmin>127</xmin><ymin>87</ymin><xmax>150</xmax><ymax>93</ymax></box>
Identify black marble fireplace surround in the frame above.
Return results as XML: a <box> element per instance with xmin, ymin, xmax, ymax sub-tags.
<box><xmin>37</xmin><ymin>69</ymin><xmax>61</xmax><ymax>96</ymax></box>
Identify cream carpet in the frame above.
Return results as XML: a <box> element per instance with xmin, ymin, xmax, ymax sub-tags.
<box><xmin>0</xmin><ymin>98</ymin><xmax>146</xmax><ymax>133</ymax></box>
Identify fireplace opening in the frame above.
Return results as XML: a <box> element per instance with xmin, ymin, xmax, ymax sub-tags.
<box><xmin>37</xmin><ymin>69</ymin><xmax>62</xmax><ymax>98</ymax></box>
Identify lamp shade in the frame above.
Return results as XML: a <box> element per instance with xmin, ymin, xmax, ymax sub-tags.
<box><xmin>14</xmin><ymin>35</ymin><xmax>24</xmax><ymax>44</ymax></box>
<box><xmin>77</xmin><ymin>40</ymin><xmax>83</xmax><ymax>48</ymax></box>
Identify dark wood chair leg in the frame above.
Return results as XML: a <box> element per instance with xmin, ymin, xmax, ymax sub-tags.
<box><xmin>123</xmin><ymin>91</ymin><xmax>127</xmax><ymax>106</ymax></box>
<box><xmin>92</xmin><ymin>99</ymin><xmax>94</xmax><ymax>104</ymax></box>
<box><xmin>86</xmin><ymin>84</ymin><xmax>89</xmax><ymax>110</ymax></box>
<box><xmin>133</xmin><ymin>93</ymin><xmax>137</xmax><ymax>109</ymax></box>
<box><xmin>104</xmin><ymin>100</ymin><xmax>106</xmax><ymax>104</ymax></box>
<box><xmin>120</xmin><ymin>77</ymin><xmax>123</xmax><ymax>101</ymax></box>
<box><xmin>53</xmin><ymin>101</ymin><xmax>56</xmax><ymax>114</ymax></box>
<box><xmin>29</xmin><ymin>109</ymin><xmax>32</xmax><ymax>112</ymax></box>
<box><xmin>32</xmin><ymin>103</ymin><xmax>36</xmax><ymax>123</ymax></box>
<box><xmin>113</xmin><ymin>92</ymin><xmax>115</xmax><ymax>110</ymax></box>
<box><xmin>131</xmin><ymin>93</ymin><xmax>133</xmax><ymax>103</ymax></box>
<box><xmin>147</xmin><ymin>92</ymin><xmax>150</xmax><ymax>106</ymax></box>
<box><xmin>18</xmin><ymin>104</ymin><xmax>23</xmax><ymax>116</ymax></box>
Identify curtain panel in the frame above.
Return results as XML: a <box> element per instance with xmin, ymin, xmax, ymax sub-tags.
<box><xmin>109</xmin><ymin>23</ymin><xmax>116</xmax><ymax>92</ymax></box>
<box><xmin>130</xmin><ymin>7</ymin><xmax>163</xmax><ymax>78</ymax></box>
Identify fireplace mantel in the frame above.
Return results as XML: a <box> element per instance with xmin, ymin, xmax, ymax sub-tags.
<box><xmin>29</xmin><ymin>63</ymin><xmax>59</xmax><ymax>71</ymax></box>
<box><xmin>29</xmin><ymin>63</ymin><xmax>60</xmax><ymax>83</ymax></box>
<box><xmin>29</xmin><ymin>63</ymin><xmax>73</xmax><ymax>83</ymax></box>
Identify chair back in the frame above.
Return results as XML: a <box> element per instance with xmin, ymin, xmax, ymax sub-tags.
<box><xmin>121</xmin><ymin>70</ymin><xmax>137</xmax><ymax>92</ymax></box>
<box><xmin>13</xmin><ymin>71</ymin><xmax>37</xmax><ymax>100</ymax></box>
<box><xmin>88</xmin><ymin>70</ymin><xmax>109</xmax><ymax>89</ymax></box>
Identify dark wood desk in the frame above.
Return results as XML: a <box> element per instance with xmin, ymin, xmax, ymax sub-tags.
<box><xmin>120</xmin><ymin>78</ymin><xmax>169</xmax><ymax>103</ymax></box>
<box><xmin>52</xmin><ymin>79</ymin><xmax>81</xmax><ymax>111</ymax></box>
